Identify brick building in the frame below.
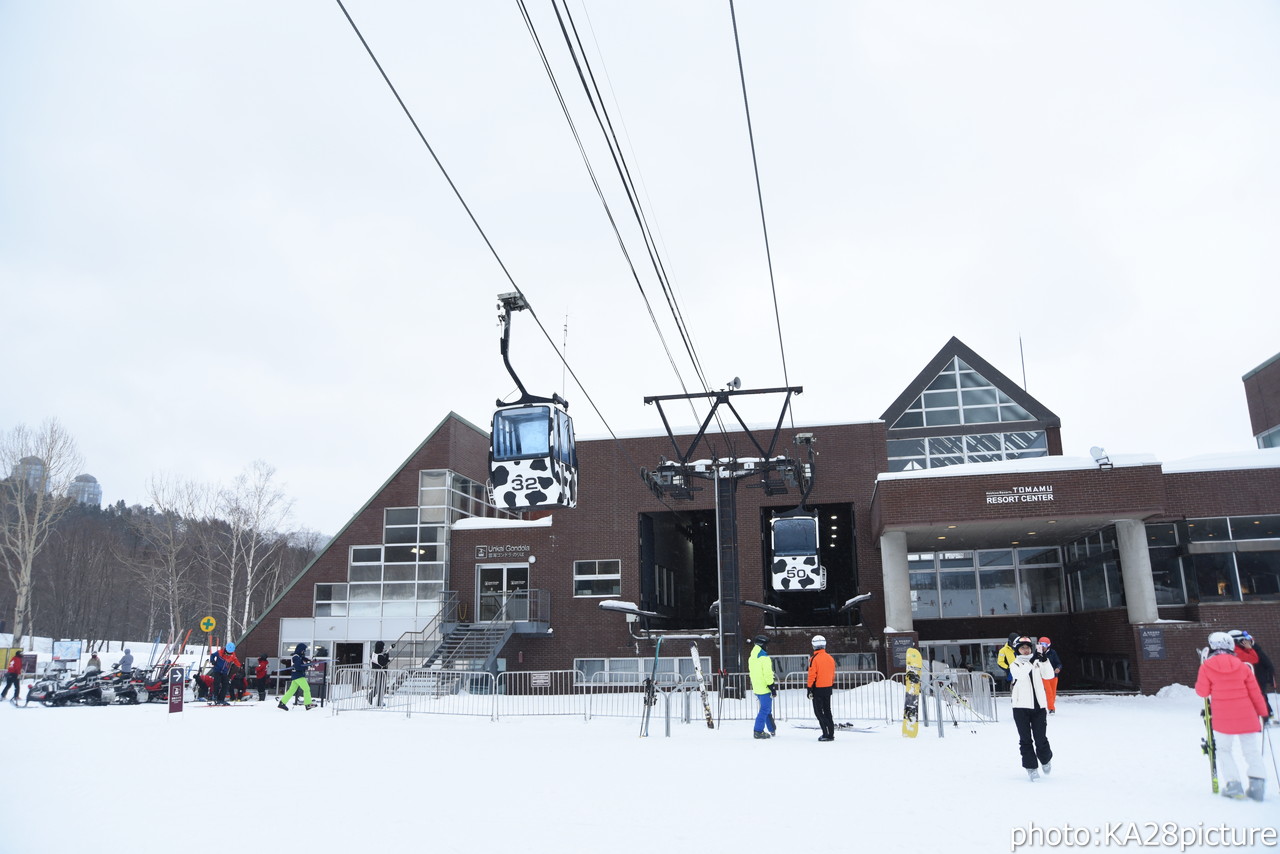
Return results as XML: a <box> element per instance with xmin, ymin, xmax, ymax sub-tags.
<box><xmin>240</xmin><ymin>338</ymin><xmax>1279</xmax><ymax>694</ymax></box>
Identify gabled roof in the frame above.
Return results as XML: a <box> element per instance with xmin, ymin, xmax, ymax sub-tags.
<box><xmin>880</xmin><ymin>336</ymin><xmax>1060</xmax><ymax>429</ymax></box>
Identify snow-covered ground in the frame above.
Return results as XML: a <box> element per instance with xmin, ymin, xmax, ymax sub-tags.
<box><xmin>3</xmin><ymin>684</ymin><xmax>1276</xmax><ymax>853</ymax></box>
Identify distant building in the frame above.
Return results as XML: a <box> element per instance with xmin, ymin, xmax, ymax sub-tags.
<box><xmin>67</xmin><ymin>474</ymin><xmax>103</xmax><ymax>506</ymax></box>
<box><xmin>1243</xmin><ymin>351</ymin><xmax>1280</xmax><ymax>449</ymax></box>
<box><xmin>11</xmin><ymin>456</ymin><xmax>46</xmax><ymax>492</ymax></box>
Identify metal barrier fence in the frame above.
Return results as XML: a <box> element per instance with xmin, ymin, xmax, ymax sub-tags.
<box><xmin>328</xmin><ymin>664</ymin><xmax>996</xmax><ymax>728</ymax></box>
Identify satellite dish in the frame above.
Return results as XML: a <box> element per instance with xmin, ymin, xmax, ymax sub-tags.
<box><xmin>1089</xmin><ymin>446</ymin><xmax>1107</xmax><ymax>461</ymax></box>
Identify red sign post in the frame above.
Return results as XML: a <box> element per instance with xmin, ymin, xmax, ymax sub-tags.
<box><xmin>168</xmin><ymin>667</ymin><xmax>185</xmax><ymax>714</ymax></box>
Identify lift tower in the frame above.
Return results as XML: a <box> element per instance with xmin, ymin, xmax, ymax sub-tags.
<box><xmin>641</xmin><ymin>384</ymin><xmax>806</xmax><ymax>673</ymax></box>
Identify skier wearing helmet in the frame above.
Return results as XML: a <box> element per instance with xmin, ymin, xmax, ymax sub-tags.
<box><xmin>1229</xmin><ymin>630</ymin><xmax>1275</xmax><ymax>724</ymax></box>
<box><xmin>747</xmin><ymin>635</ymin><xmax>776</xmax><ymax>739</ymax></box>
<box><xmin>1196</xmin><ymin>631</ymin><xmax>1268</xmax><ymax>800</ymax></box>
<box><xmin>1009</xmin><ymin>636</ymin><xmax>1056</xmax><ymax>781</ymax></box>
<box><xmin>806</xmin><ymin>635</ymin><xmax>836</xmax><ymax>742</ymax></box>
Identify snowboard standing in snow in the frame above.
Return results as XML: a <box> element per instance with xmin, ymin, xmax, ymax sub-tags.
<box><xmin>690</xmin><ymin>643</ymin><xmax>714</xmax><ymax>729</ymax></box>
<box><xmin>901</xmin><ymin>647</ymin><xmax>922</xmax><ymax>738</ymax></box>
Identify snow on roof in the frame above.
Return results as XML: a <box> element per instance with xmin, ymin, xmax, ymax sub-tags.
<box><xmin>877</xmin><ymin>453</ymin><xmax>1159</xmax><ymax>482</ymax></box>
<box><xmin>1160</xmin><ymin>447</ymin><xmax>1280</xmax><ymax>473</ymax></box>
<box><xmin>452</xmin><ymin>516</ymin><xmax>554</xmax><ymax>530</ymax></box>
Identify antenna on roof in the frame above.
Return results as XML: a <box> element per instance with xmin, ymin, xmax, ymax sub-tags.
<box><xmin>1019</xmin><ymin>335</ymin><xmax>1028</xmax><ymax>391</ymax></box>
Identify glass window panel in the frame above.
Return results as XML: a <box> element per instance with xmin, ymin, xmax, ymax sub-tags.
<box><xmin>1186</xmin><ymin>519</ymin><xmax>1230</xmax><ymax>542</ymax></box>
<box><xmin>1006</xmin><ymin>449</ymin><xmax>1049</xmax><ymax>460</ymax></box>
<box><xmin>891</xmin><ymin>410</ymin><xmax>924</xmax><ymax>429</ymax></box>
<box><xmin>351</xmin><ymin>547</ymin><xmax>381</xmax><ymax>563</ymax></box>
<box><xmin>418</xmin><ymin>564</ymin><xmax>445</xmax><ymax>582</ymax></box>
<box><xmin>1017</xmin><ymin>547</ymin><xmax>1060</xmax><ymax>566</ymax></box>
<box><xmin>978</xmin><ymin>550</ymin><xmax>1013</xmax><ymax>567</ymax></box>
<box><xmin>419</xmin><ymin>526</ymin><xmax>445</xmax><ymax>543</ymax></box>
<box><xmin>411</xmin><ymin>544</ymin><xmax>441</xmax><ymax>562</ymax></box>
<box><xmin>938</xmin><ymin>552</ymin><xmax>973</xmax><ymax>569</ymax></box>
<box><xmin>908</xmin><ymin>553</ymin><xmax>936</xmax><ymax>567</ymax></box>
<box><xmin>979</xmin><ymin>569</ymin><xmax>1017</xmax><ymax>615</ymax></box>
<box><xmin>939</xmin><ymin>572</ymin><xmax>979</xmax><ymax>617</ymax></box>
<box><xmin>384</xmin><ymin>526</ymin><xmax>416</xmax><ymax>544</ymax></box>
<box><xmin>1104</xmin><ymin>561</ymin><xmax>1126</xmax><ymax>608</ymax></box>
<box><xmin>1019</xmin><ymin>566</ymin><xmax>1065</xmax><ymax>614</ymax></box>
<box><xmin>1230</xmin><ymin>515</ymin><xmax>1280</xmax><ymax>540</ymax></box>
<box><xmin>419</xmin><ymin>488</ymin><xmax>446</xmax><ymax>507</ymax></box>
<box><xmin>349</xmin><ymin>602</ymin><xmax>380</xmax><ymax>617</ymax></box>
<box><xmin>385</xmin><ymin>508</ymin><xmax>417</xmax><ymax>526</ymax></box>
<box><xmin>383</xmin><ymin>565</ymin><xmax>416</xmax><ymax>582</ymax></box>
<box><xmin>963</xmin><ymin>406</ymin><xmax>1000</xmax><ymax>424</ymax></box>
<box><xmin>929</xmin><ymin>437</ymin><xmax>964</xmax><ymax>455</ymax></box>
<box><xmin>349</xmin><ymin>565</ymin><xmax>381</xmax><ymax>582</ymax></box>
<box><xmin>1078</xmin><ymin>566</ymin><xmax>1109</xmax><ymax>610</ymax></box>
<box><xmin>382</xmin><ymin>601</ymin><xmax>415</xmax><ymax>617</ymax></box>
<box><xmin>927</xmin><ymin>372</ymin><xmax>958</xmax><ymax>390</ymax></box>
<box><xmin>1145</xmin><ymin>524</ymin><xmax>1178</xmax><ymax>547</ymax></box>
<box><xmin>574</xmin><ymin>578</ymin><xmax>622</xmax><ymax>597</ymax></box>
<box><xmin>1006</xmin><ymin>432</ymin><xmax>1047</xmax><ymax>451</ymax></box>
<box><xmin>419</xmin><ymin>506</ymin><xmax>447</xmax><ymax>523</ymax></box>
<box><xmin>1237</xmin><ymin>550</ymin><xmax>1280</xmax><ymax>597</ymax></box>
<box><xmin>923</xmin><ymin>390</ymin><xmax>959</xmax><ymax>408</ymax></box>
<box><xmin>420</xmin><ymin>471</ymin><xmax>447</xmax><ymax>489</ymax></box>
<box><xmin>383</xmin><ymin>583</ymin><xmax>415</xmax><ymax>600</ymax></box>
<box><xmin>491</xmin><ymin>406</ymin><xmax>551</xmax><ymax>460</ymax></box>
<box><xmin>960</xmin><ymin>388</ymin><xmax>998</xmax><ymax>406</ymax></box>
<box><xmin>1149</xmin><ymin>550</ymin><xmax>1186</xmax><ymax>605</ymax></box>
<box><xmin>348</xmin><ymin>583</ymin><xmax>381</xmax><ymax>601</ymax></box>
<box><xmin>315</xmin><ymin>603</ymin><xmax>347</xmax><ymax>617</ymax></box>
<box><xmin>930</xmin><ymin>456</ymin><xmax>963</xmax><ymax>468</ymax></box>
<box><xmin>910</xmin><ymin>571</ymin><xmax>940</xmax><ymax>619</ymax></box>
<box><xmin>967</xmin><ymin>453</ymin><xmax>1000</xmax><ymax>463</ymax></box>
<box><xmin>417</xmin><ymin>583</ymin><xmax>444</xmax><ymax>600</ymax></box>
<box><xmin>887</xmin><ymin>439</ymin><xmax>925</xmax><ymax>457</ymax></box>
<box><xmin>966</xmin><ymin>434</ymin><xmax>1002</xmax><ymax>454</ymax></box>
<box><xmin>925</xmin><ymin>409</ymin><xmax>961</xmax><ymax>427</ymax></box>
<box><xmin>957</xmin><ymin>370</ymin><xmax>986</xmax><ymax>387</ymax></box>
<box><xmin>383</xmin><ymin>545</ymin><xmax>417</xmax><ymax>563</ymax></box>
<box><xmin>999</xmin><ymin>404</ymin><xmax>1032</xmax><ymax>422</ymax></box>
<box><xmin>315</xmin><ymin>583</ymin><xmax>347</xmax><ymax>602</ymax></box>
<box><xmin>889</xmin><ymin>459</ymin><xmax>922</xmax><ymax>472</ymax></box>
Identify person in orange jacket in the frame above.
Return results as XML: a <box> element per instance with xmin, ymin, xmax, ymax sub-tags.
<box><xmin>807</xmin><ymin>634</ymin><xmax>836</xmax><ymax>742</ymax></box>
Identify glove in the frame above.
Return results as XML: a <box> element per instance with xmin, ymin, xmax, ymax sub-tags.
<box><xmin>806</xmin><ymin>689</ymin><xmax>813</xmax><ymax>699</ymax></box>
<box><xmin>769</xmin><ymin>684</ymin><xmax>777</xmax><ymax>697</ymax></box>
<box><xmin>1031</xmin><ymin>652</ymin><xmax>1045</xmax><ymax>663</ymax></box>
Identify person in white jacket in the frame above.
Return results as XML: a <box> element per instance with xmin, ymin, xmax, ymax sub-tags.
<box><xmin>1009</xmin><ymin>636</ymin><xmax>1056</xmax><ymax>781</ymax></box>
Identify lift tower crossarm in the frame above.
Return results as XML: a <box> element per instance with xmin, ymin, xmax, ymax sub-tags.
<box><xmin>642</xmin><ymin>386</ymin><xmax>802</xmax><ymax>466</ymax></box>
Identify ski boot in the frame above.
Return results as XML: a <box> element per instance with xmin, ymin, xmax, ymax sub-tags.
<box><xmin>277</xmin><ymin>701</ymin><xmax>289</xmax><ymax>711</ymax></box>
<box><xmin>305</xmin><ymin>703</ymin><xmax>314</xmax><ymax>710</ymax></box>
<box><xmin>1246</xmin><ymin>778</ymin><xmax>1265</xmax><ymax>802</ymax></box>
<box><xmin>1042</xmin><ymin>762</ymin><xmax>1052</xmax><ymax>775</ymax></box>
<box><xmin>1221</xmin><ymin>781</ymin><xmax>1246</xmax><ymax>799</ymax></box>
<box><xmin>1026</xmin><ymin>768</ymin><xmax>1040</xmax><ymax>782</ymax></box>
<box><xmin>753</xmin><ymin>731</ymin><xmax>772</xmax><ymax>739</ymax></box>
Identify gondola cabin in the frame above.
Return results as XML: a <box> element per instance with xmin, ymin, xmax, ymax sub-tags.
<box><xmin>489</xmin><ymin>402</ymin><xmax>578</xmax><ymax>509</ymax></box>
<box><xmin>770</xmin><ymin>512</ymin><xmax>824</xmax><ymax>591</ymax></box>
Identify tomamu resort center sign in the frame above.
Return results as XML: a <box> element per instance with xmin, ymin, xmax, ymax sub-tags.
<box><xmin>985</xmin><ymin>484</ymin><xmax>1055</xmax><ymax>505</ymax></box>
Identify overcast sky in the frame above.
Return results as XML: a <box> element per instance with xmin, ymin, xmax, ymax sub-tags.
<box><xmin>3</xmin><ymin>2</ymin><xmax>1277</xmax><ymax>536</ymax></box>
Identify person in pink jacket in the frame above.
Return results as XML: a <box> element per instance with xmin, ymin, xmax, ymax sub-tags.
<box><xmin>1195</xmin><ymin>631</ymin><xmax>1269</xmax><ymax>801</ymax></box>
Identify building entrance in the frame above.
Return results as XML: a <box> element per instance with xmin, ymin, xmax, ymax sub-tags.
<box><xmin>477</xmin><ymin>564</ymin><xmax>529</xmax><ymax>621</ymax></box>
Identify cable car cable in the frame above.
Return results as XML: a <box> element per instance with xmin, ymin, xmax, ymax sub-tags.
<box><xmin>728</xmin><ymin>1</ymin><xmax>794</xmax><ymax>429</ymax></box>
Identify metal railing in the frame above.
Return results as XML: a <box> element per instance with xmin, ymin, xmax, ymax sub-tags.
<box><xmin>777</xmin><ymin>670</ymin><xmax>895</xmax><ymax>723</ymax></box>
<box><xmin>387</xmin><ymin>592</ymin><xmax>460</xmax><ymax>669</ymax></box>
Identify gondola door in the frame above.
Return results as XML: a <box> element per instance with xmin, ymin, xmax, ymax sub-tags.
<box><xmin>477</xmin><ymin>564</ymin><xmax>530</xmax><ymax>622</ymax></box>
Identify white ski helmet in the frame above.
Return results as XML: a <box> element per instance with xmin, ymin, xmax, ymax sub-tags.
<box><xmin>811</xmin><ymin>635</ymin><xmax>826</xmax><ymax>648</ymax></box>
<box><xmin>1207</xmin><ymin>632</ymin><xmax>1234</xmax><ymax>652</ymax></box>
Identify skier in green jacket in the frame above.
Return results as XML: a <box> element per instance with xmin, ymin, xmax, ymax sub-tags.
<box><xmin>748</xmin><ymin>635</ymin><xmax>777</xmax><ymax>739</ymax></box>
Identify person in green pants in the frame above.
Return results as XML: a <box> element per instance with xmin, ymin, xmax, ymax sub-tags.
<box><xmin>277</xmin><ymin>643</ymin><xmax>313</xmax><ymax>711</ymax></box>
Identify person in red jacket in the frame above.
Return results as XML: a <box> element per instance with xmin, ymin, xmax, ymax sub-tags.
<box><xmin>254</xmin><ymin>655</ymin><xmax>270</xmax><ymax>702</ymax></box>
<box><xmin>1231</xmin><ymin>630</ymin><xmax>1275</xmax><ymax>724</ymax></box>
<box><xmin>2</xmin><ymin>651</ymin><xmax>23</xmax><ymax>702</ymax></box>
<box><xmin>806</xmin><ymin>635</ymin><xmax>837</xmax><ymax>742</ymax></box>
<box><xmin>1195</xmin><ymin>631</ymin><xmax>1268</xmax><ymax>801</ymax></box>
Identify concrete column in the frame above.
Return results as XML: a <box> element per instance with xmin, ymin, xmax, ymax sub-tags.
<box><xmin>880</xmin><ymin>530</ymin><xmax>913</xmax><ymax>633</ymax></box>
<box><xmin>1115</xmin><ymin>518</ymin><xmax>1159</xmax><ymax>624</ymax></box>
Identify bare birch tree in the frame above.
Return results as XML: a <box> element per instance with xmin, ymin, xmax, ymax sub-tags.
<box><xmin>216</xmin><ymin>460</ymin><xmax>294</xmax><ymax>639</ymax></box>
<box><xmin>0</xmin><ymin>418</ymin><xmax>83</xmax><ymax>647</ymax></box>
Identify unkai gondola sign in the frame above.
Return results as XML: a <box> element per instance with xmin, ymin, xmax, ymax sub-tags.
<box><xmin>985</xmin><ymin>484</ymin><xmax>1055</xmax><ymax>505</ymax></box>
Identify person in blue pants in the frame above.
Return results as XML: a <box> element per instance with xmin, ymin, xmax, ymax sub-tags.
<box><xmin>748</xmin><ymin>635</ymin><xmax>777</xmax><ymax>739</ymax></box>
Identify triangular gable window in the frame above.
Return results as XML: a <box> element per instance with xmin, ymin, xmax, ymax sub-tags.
<box><xmin>891</xmin><ymin>357</ymin><xmax>1031</xmax><ymax>428</ymax></box>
